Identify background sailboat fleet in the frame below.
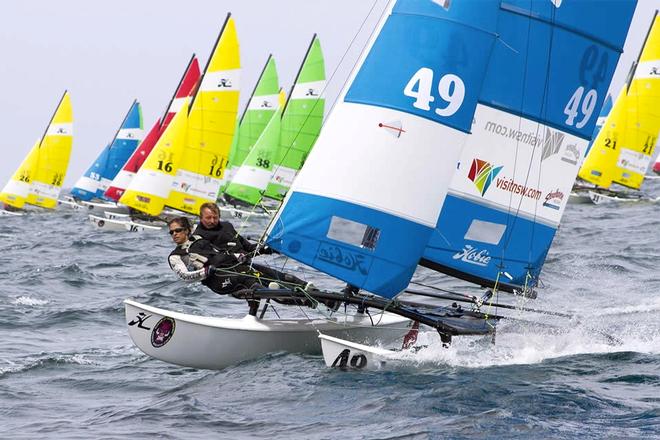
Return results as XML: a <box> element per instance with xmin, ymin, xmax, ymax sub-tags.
<box><xmin>0</xmin><ymin>0</ymin><xmax>658</xmax><ymax>371</ymax></box>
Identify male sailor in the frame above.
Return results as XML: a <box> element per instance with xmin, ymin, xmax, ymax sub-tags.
<box><xmin>193</xmin><ymin>202</ymin><xmax>271</xmax><ymax>256</ymax></box>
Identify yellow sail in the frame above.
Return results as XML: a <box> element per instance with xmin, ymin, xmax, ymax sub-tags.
<box><xmin>25</xmin><ymin>91</ymin><xmax>74</xmax><ymax>209</ymax></box>
<box><xmin>167</xmin><ymin>14</ymin><xmax>240</xmax><ymax>215</ymax></box>
<box><xmin>577</xmin><ymin>87</ymin><xmax>627</xmax><ymax>187</ymax></box>
<box><xmin>0</xmin><ymin>140</ymin><xmax>40</xmax><ymax>209</ymax></box>
<box><xmin>578</xmin><ymin>13</ymin><xmax>660</xmax><ymax>190</ymax></box>
<box><xmin>119</xmin><ymin>98</ymin><xmax>190</xmax><ymax>217</ymax></box>
<box><xmin>612</xmin><ymin>13</ymin><xmax>660</xmax><ymax>189</ymax></box>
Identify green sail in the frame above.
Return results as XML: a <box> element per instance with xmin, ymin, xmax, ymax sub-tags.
<box><xmin>220</xmin><ymin>56</ymin><xmax>280</xmax><ymax>194</ymax></box>
<box><xmin>264</xmin><ymin>35</ymin><xmax>325</xmax><ymax>200</ymax></box>
<box><xmin>224</xmin><ymin>105</ymin><xmax>283</xmax><ymax>205</ymax></box>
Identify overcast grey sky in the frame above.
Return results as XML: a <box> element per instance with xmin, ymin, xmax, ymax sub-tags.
<box><xmin>0</xmin><ymin>0</ymin><xmax>657</xmax><ymax>187</ymax></box>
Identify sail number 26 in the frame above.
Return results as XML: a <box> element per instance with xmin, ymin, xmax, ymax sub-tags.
<box><xmin>404</xmin><ymin>68</ymin><xmax>465</xmax><ymax>117</ymax></box>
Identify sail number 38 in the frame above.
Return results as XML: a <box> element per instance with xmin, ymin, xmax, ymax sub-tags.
<box><xmin>404</xmin><ymin>67</ymin><xmax>465</xmax><ymax>117</ymax></box>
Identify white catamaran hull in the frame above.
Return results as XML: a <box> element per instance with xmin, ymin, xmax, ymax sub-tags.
<box><xmin>588</xmin><ymin>190</ymin><xmax>645</xmax><ymax>205</ymax></box>
<box><xmin>80</xmin><ymin>200</ymin><xmax>130</xmax><ymax>214</ymax></box>
<box><xmin>319</xmin><ymin>333</ymin><xmax>401</xmax><ymax>370</ymax></box>
<box><xmin>219</xmin><ymin>204</ymin><xmax>271</xmax><ymax>221</ymax></box>
<box><xmin>57</xmin><ymin>199</ymin><xmax>83</xmax><ymax>210</ymax></box>
<box><xmin>568</xmin><ymin>191</ymin><xmax>594</xmax><ymax>204</ymax></box>
<box><xmin>125</xmin><ymin>299</ymin><xmax>411</xmax><ymax>370</ymax></box>
<box><xmin>89</xmin><ymin>214</ymin><xmax>128</xmax><ymax>231</ymax></box>
<box><xmin>0</xmin><ymin>209</ymin><xmax>23</xmax><ymax>216</ymax></box>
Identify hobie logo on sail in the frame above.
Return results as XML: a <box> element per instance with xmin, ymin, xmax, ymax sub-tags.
<box><xmin>452</xmin><ymin>245</ymin><xmax>491</xmax><ymax>267</ymax></box>
<box><xmin>318</xmin><ymin>243</ymin><xmax>369</xmax><ymax>275</ymax></box>
<box><xmin>468</xmin><ymin>159</ymin><xmax>502</xmax><ymax>196</ymax></box>
<box><xmin>550</xmin><ymin>0</ymin><xmax>563</xmax><ymax>7</ymax></box>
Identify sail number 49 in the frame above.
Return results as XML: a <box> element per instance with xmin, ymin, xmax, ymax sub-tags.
<box><xmin>564</xmin><ymin>87</ymin><xmax>597</xmax><ymax>129</ymax></box>
<box><xmin>404</xmin><ymin>67</ymin><xmax>465</xmax><ymax>117</ymax></box>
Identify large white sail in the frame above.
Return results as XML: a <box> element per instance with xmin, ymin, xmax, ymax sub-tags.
<box><xmin>265</xmin><ymin>1</ymin><xmax>501</xmax><ymax>298</ymax></box>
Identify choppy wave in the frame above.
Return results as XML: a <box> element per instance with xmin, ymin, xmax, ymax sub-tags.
<box><xmin>1</xmin><ymin>185</ymin><xmax>659</xmax><ymax>439</ymax></box>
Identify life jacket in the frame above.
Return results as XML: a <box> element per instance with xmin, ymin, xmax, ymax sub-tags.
<box><xmin>168</xmin><ymin>235</ymin><xmax>238</xmax><ymax>270</ymax></box>
<box><xmin>194</xmin><ymin>221</ymin><xmax>255</xmax><ymax>253</ymax></box>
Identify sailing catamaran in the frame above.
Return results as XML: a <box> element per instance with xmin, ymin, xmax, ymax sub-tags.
<box><xmin>68</xmin><ymin>99</ymin><xmax>143</xmax><ymax>215</ymax></box>
<box><xmin>88</xmin><ymin>55</ymin><xmax>201</xmax><ymax>232</ymax></box>
<box><xmin>575</xmin><ymin>10</ymin><xmax>660</xmax><ymax>205</ymax></box>
<box><xmin>124</xmin><ymin>0</ymin><xmax>636</xmax><ymax>371</ymax></box>
<box><xmin>252</xmin><ymin>0</ymin><xmax>636</xmax><ymax>366</ymax></box>
<box><xmin>223</xmin><ymin>35</ymin><xmax>325</xmax><ymax>213</ymax></box>
<box><xmin>120</xmin><ymin>14</ymin><xmax>240</xmax><ymax>221</ymax></box>
<box><xmin>105</xmin><ymin>55</ymin><xmax>201</xmax><ymax>204</ymax></box>
<box><xmin>217</xmin><ymin>54</ymin><xmax>282</xmax><ymax>219</ymax></box>
<box><xmin>0</xmin><ymin>91</ymin><xmax>73</xmax><ymax>215</ymax></box>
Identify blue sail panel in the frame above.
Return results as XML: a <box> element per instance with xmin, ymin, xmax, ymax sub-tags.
<box><xmin>345</xmin><ymin>0</ymin><xmax>499</xmax><ymax>133</ymax></box>
<box><xmin>97</xmin><ymin>101</ymin><xmax>143</xmax><ymax>199</ymax></box>
<box><xmin>480</xmin><ymin>0</ymin><xmax>635</xmax><ymax>140</ymax></box>
<box><xmin>70</xmin><ymin>146</ymin><xmax>111</xmax><ymax>201</ymax></box>
<box><xmin>267</xmin><ymin>192</ymin><xmax>430</xmax><ymax>298</ymax></box>
<box><xmin>421</xmin><ymin>0</ymin><xmax>636</xmax><ymax>292</ymax></box>
<box><xmin>265</xmin><ymin>0</ymin><xmax>502</xmax><ymax>299</ymax></box>
<box><xmin>501</xmin><ymin>0</ymin><xmax>635</xmax><ymax>49</ymax></box>
<box><xmin>422</xmin><ymin>194</ymin><xmax>555</xmax><ymax>290</ymax></box>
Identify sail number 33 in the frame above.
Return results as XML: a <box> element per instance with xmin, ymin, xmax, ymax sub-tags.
<box><xmin>404</xmin><ymin>67</ymin><xmax>465</xmax><ymax>117</ymax></box>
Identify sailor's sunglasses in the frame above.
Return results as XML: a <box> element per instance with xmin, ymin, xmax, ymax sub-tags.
<box><xmin>169</xmin><ymin>227</ymin><xmax>185</xmax><ymax>235</ymax></box>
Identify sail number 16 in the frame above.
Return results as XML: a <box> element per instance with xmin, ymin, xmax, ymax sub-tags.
<box><xmin>404</xmin><ymin>67</ymin><xmax>465</xmax><ymax>117</ymax></box>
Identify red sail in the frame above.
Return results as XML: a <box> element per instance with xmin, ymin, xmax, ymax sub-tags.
<box><xmin>105</xmin><ymin>56</ymin><xmax>201</xmax><ymax>201</ymax></box>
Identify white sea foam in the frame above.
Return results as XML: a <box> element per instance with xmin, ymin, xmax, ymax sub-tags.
<box><xmin>13</xmin><ymin>296</ymin><xmax>49</xmax><ymax>306</ymax></box>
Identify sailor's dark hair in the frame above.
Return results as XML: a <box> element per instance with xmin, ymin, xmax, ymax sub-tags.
<box><xmin>167</xmin><ymin>216</ymin><xmax>192</xmax><ymax>231</ymax></box>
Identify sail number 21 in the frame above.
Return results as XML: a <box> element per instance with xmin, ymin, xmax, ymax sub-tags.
<box><xmin>403</xmin><ymin>67</ymin><xmax>465</xmax><ymax>117</ymax></box>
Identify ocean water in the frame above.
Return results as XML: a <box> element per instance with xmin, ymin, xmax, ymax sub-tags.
<box><xmin>1</xmin><ymin>184</ymin><xmax>659</xmax><ymax>439</ymax></box>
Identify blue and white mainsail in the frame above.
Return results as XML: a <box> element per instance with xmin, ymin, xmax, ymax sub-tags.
<box><xmin>71</xmin><ymin>100</ymin><xmax>143</xmax><ymax>201</ymax></box>
<box><xmin>266</xmin><ymin>0</ymin><xmax>501</xmax><ymax>298</ymax></box>
<box><xmin>421</xmin><ymin>0</ymin><xmax>636</xmax><ymax>292</ymax></box>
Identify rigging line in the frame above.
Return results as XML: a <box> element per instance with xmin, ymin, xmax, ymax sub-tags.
<box><xmin>257</xmin><ymin>0</ymin><xmax>386</xmax><ymax>245</ymax></box>
<box><xmin>500</xmin><ymin>2</ymin><xmax>556</xmax><ymax>275</ymax></box>
<box><xmin>138</xmin><ymin>278</ymin><xmax>185</xmax><ymax>297</ymax></box>
<box><xmin>526</xmin><ymin>4</ymin><xmax>560</xmax><ymax>266</ymax></box>
<box><xmin>266</xmin><ymin>0</ymin><xmax>386</xmax><ymax>200</ymax></box>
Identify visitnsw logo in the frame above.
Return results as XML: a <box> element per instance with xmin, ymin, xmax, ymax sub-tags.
<box><xmin>468</xmin><ymin>158</ymin><xmax>503</xmax><ymax>196</ymax></box>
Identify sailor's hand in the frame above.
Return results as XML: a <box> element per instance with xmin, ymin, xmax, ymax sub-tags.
<box><xmin>259</xmin><ymin>245</ymin><xmax>276</xmax><ymax>255</ymax></box>
<box><xmin>205</xmin><ymin>265</ymin><xmax>217</xmax><ymax>277</ymax></box>
<box><xmin>234</xmin><ymin>253</ymin><xmax>248</xmax><ymax>263</ymax></box>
